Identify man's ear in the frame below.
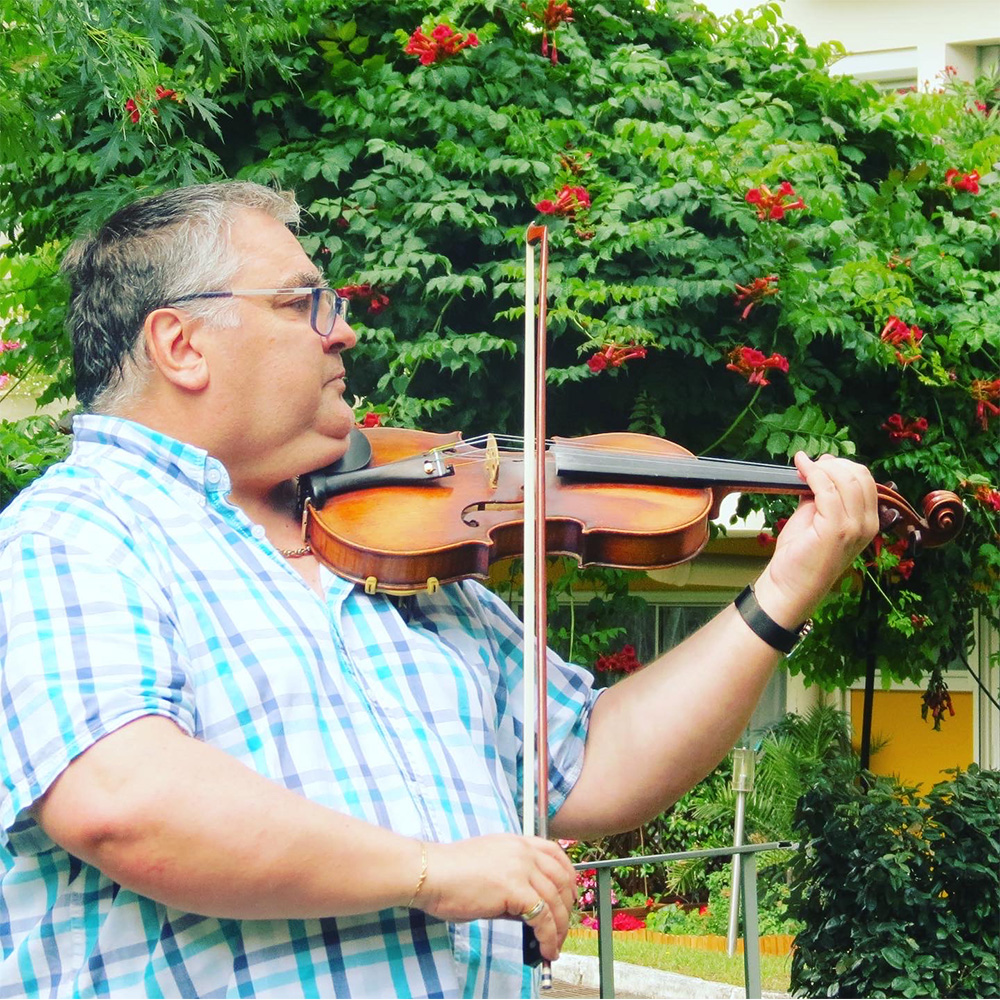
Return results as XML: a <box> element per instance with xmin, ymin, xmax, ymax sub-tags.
<box><xmin>144</xmin><ymin>308</ymin><xmax>210</xmax><ymax>392</ymax></box>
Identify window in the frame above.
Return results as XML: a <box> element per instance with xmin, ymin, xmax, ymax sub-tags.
<box><xmin>978</xmin><ymin>44</ymin><xmax>1000</xmax><ymax>74</ymax></box>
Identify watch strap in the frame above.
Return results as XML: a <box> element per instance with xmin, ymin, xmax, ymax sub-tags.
<box><xmin>734</xmin><ymin>585</ymin><xmax>812</xmax><ymax>655</ymax></box>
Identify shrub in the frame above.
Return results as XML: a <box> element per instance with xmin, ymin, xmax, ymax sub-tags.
<box><xmin>790</xmin><ymin>763</ymin><xmax>1000</xmax><ymax>998</ymax></box>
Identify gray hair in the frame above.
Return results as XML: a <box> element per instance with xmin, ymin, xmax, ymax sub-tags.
<box><xmin>62</xmin><ymin>181</ymin><xmax>300</xmax><ymax>412</ymax></box>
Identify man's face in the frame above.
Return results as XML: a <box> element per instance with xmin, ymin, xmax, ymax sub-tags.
<box><xmin>199</xmin><ymin>208</ymin><xmax>358</xmax><ymax>486</ymax></box>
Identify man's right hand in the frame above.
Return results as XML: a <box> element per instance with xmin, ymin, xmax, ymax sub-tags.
<box><xmin>416</xmin><ymin>835</ymin><xmax>577</xmax><ymax>961</ymax></box>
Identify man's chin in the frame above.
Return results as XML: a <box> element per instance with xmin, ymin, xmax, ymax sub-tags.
<box><xmin>301</xmin><ymin>427</ymin><xmax>354</xmax><ymax>476</ymax></box>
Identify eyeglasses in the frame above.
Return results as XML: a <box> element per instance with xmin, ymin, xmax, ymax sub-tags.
<box><xmin>170</xmin><ymin>287</ymin><xmax>349</xmax><ymax>338</ymax></box>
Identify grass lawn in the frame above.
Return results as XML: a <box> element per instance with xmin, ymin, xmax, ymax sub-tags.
<box><xmin>563</xmin><ymin>936</ymin><xmax>792</xmax><ymax>995</ymax></box>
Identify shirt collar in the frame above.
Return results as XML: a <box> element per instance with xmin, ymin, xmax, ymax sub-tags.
<box><xmin>71</xmin><ymin>413</ymin><xmax>232</xmax><ymax>497</ymax></box>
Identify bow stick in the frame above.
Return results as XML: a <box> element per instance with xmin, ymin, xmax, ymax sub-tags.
<box><xmin>523</xmin><ymin>224</ymin><xmax>553</xmax><ymax>988</ymax></box>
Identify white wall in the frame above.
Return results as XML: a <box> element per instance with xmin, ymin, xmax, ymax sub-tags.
<box><xmin>0</xmin><ymin>395</ymin><xmax>71</xmax><ymax>422</ymax></box>
<box><xmin>702</xmin><ymin>1</ymin><xmax>1000</xmax><ymax>87</ymax></box>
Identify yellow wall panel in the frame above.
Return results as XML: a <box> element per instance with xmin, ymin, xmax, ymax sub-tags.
<box><xmin>850</xmin><ymin>689</ymin><xmax>974</xmax><ymax>792</ymax></box>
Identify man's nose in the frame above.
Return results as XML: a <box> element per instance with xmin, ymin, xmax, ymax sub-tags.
<box><xmin>324</xmin><ymin>316</ymin><xmax>357</xmax><ymax>351</ymax></box>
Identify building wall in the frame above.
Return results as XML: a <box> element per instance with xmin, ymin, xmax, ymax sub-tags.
<box><xmin>849</xmin><ymin>684</ymin><xmax>976</xmax><ymax>791</ymax></box>
<box><xmin>702</xmin><ymin>1</ymin><xmax>1000</xmax><ymax>87</ymax></box>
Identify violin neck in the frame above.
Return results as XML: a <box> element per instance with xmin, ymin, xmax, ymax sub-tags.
<box><xmin>551</xmin><ymin>444</ymin><xmax>808</xmax><ymax>494</ymax></box>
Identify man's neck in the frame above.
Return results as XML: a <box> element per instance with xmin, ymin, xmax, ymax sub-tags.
<box><xmin>227</xmin><ymin>479</ymin><xmax>300</xmax><ymax>526</ymax></box>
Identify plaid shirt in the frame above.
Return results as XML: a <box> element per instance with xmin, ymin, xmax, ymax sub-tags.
<box><xmin>0</xmin><ymin>415</ymin><xmax>599</xmax><ymax>999</ymax></box>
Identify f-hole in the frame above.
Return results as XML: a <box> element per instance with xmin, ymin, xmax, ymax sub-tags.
<box><xmin>462</xmin><ymin>500</ymin><xmax>525</xmax><ymax>528</ymax></box>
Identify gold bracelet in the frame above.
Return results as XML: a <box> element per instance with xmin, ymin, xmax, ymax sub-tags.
<box><xmin>407</xmin><ymin>841</ymin><xmax>429</xmax><ymax>908</ymax></box>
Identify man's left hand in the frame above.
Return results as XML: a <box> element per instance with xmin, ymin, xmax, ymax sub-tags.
<box><xmin>753</xmin><ymin>452</ymin><xmax>880</xmax><ymax>628</ymax></box>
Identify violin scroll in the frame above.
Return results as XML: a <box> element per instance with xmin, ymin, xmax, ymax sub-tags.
<box><xmin>875</xmin><ymin>483</ymin><xmax>965</xmax><ymax>551</ymax></box>
<box><xmin>920</xmin><ymin>490</ymin><xmax>966</xmax><ymax>547</ymax></box>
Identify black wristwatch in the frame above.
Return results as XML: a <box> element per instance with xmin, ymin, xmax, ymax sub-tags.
<box><xmin>734</xmin><ymin>585</ymin><xmax>813</xmax><ymax>655</ymax></box>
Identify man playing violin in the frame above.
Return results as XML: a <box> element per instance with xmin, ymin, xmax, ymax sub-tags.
<box><xmin>0</xmin><ymin>181</ymin><xmax>879</xmax><ymax>998</ymax></box>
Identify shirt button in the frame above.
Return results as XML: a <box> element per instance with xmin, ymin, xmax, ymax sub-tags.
<box><xmin>251</xmin><ymin>524</ymin><xmax>266</xmax><ymax>539</ymax></box>
<box><xmin>206</xmin><ymin>467</ymin><xmax>222</xmax><ymax>484</ymax></box>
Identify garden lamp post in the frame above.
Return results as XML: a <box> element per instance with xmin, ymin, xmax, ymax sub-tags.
<box><xmin>727</xmin><ymin>745</ymin><xmax>756</xmax><ymax>957</ymax></box>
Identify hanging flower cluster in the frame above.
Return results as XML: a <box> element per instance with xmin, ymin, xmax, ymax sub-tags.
<box><xmin>970</xmin><ymin>378</ymin><xmax>1000</xmax><ymax>430</ymax></box>
<box><xmin>974</xmin><ymin>485</ymin><xmax>1000</xmax><ymax>512</ymax></box>
<box><xmin>356</xmin><ymin>411</ymin><xmax>382</xmax><ymax>428</ymax></box>
<box><xmin>593</xmin><ymin>644</ymin><xmax>642</xmax><ymax>674</ymax></box>
<box><xmin>880</xmin><ymin>316</ymin><xmax>924</xmax><ymax>366</ymax></box>
<box><xmin>885</xmin><ymin>251</ymin><xmax>912</xmax><ymax>271</ymax></box>
<box><xmin>726</xmin><ymin>346</ymin><xmax>789</xmax><ymax>387</ymax></box>
<box><xmin>536</xmin><ymin>184</ymin><xmax>590</xmax><ymax>217</ymax></box>
<box><xmin>124</xmin><ymin>84</ymin><xmax>179</xmax><ymax>124</ymax></box>
<box><xmin>586</xmin><ymin>343</ymin><xmax>647</xmax><ymax>373</ymax></box>
<box><xmin>0</xmin><ymin>374</ymin><xmax>8</xmax><ymax>391</ymax></box>
<box><xmin>337</xmin><ymin>283</ymin><xmax>390</xmax><ymax>315</ymax></box>
<box><xmin>404</xmin><ymin>23</ymin><xmax>479</xmax><ymax>65</ymax></box>
<box><xmin>733</xmin><ymin>274</ymin><xmax>779</xmax><ymax>320</ymax></box>
<box><xmin>744</xmin><ymin>181</ymin><xmax>806</xmax><ymax>221</ymax></box>
<box><xmin>524</xmin><ymin>1</ymin><xmax>574</xmax><ymax>65</ymax></box>
<box><xmin>881</xmin><ymin>413</ymin><xmax>929</xmax><ymax>443</ymax></box>
<box><xmin>922</xmin><ymin>673</ymin><xmax>954</xmax><ymax>730</ymax></box>
<box><xmin>945</xmin><ymin>169</ymin><xmax>980</xmax><ymax>194</ymax></box>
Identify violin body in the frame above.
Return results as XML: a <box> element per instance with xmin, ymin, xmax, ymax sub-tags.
<box><xmin>301</xmin><ymin>427</ymin><xmax>965</xmax><ymax>596</ymax></box>
<box><xmin>304</xmin><ymin>428</ymin><xmax>714</xmax><ymax>594</ymax></box>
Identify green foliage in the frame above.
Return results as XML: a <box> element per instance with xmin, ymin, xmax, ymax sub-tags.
<box><xmin>544</xmin><ymin>563</ymin><xmax>650</xmax><ymax>673</ymax></box>
<box><xmin>567</xmin><ymin>759</ymin><xmax>730</xmax><ymax>901</ymax></box>
<box><xmin>646</xmin><ymin>900</ymin><xmax>713</xmax><ymax>935</ymax></box>
<box><xmin>0</xmin><ymin>416</ymin><xmax>71</xmax><ymax>509</ymax></box>
<box><xmin>790</xmin><ymin>764</ymin><xmax>1000</xmax><ymax>998</ymax></box>
<box><xmin>648</xmin><ymin>866</ymin><xmax>799</xmax><ymax>936</ymax></box>
<box><xmin>665</xmin><ymin>706</ymin><xmax>858</xmax><ymax>888</ymax></box>
<box><xmin>1</xmin><ymin>0</ymin><xmax>999</xmax><ymax>698</ymax></box>
<box><xmin>569</xmin><ymin>706</ymin><xmax>858</xmax><ymax>913</ymax></box>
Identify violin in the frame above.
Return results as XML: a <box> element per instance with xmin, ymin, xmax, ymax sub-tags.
<box><xmin>297</xmin><ymin>425</ymin><xmax>965</xmax><ymax>596</ymax></box>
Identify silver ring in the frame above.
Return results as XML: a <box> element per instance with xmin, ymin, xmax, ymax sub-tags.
<box><xmin>520</xmin><ymin>899</ymin><xmax>546</xmax><ymax>923</ymax></box>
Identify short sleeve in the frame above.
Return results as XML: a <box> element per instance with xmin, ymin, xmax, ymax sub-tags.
<box><xmin>454</xmin><ymin>580</ymin><xmax>602</xmax><ymax>817</ymax></box>
<box><xmin>0</xmin><ymin>530</ymin><xmax>195</xmax><ymax>849</ymax></box>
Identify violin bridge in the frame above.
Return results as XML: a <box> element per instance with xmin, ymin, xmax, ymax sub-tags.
<box><xmin>484</xmin><ymin>434</ymin><xmax>500</xmax><ymax>491</ymax></box>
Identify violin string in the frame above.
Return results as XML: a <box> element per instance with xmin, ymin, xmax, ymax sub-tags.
<box><xmin>552</xmin><ymin>440</ymin><xmax>794</xmax><ymax>472</ymax></box>
<box><xmin>552</xmin><ymin>443</ymin><xmax>800</xmax><ymax>483</ymax></box>
<box><xmin>488</xmin><ymin>438</ymin><xmax>797</xmax><ymax>482</ymax></box>
<box><xmin>410</xmin><ymin>435</ymin><xmax>801</xmax><ymax>485</ymax></box>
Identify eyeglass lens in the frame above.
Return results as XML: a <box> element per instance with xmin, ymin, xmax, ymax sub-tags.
<box><xmin>312</xmin><ymin>288</ymin><xmax>349</xmax><ymax>337</ymax></box>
